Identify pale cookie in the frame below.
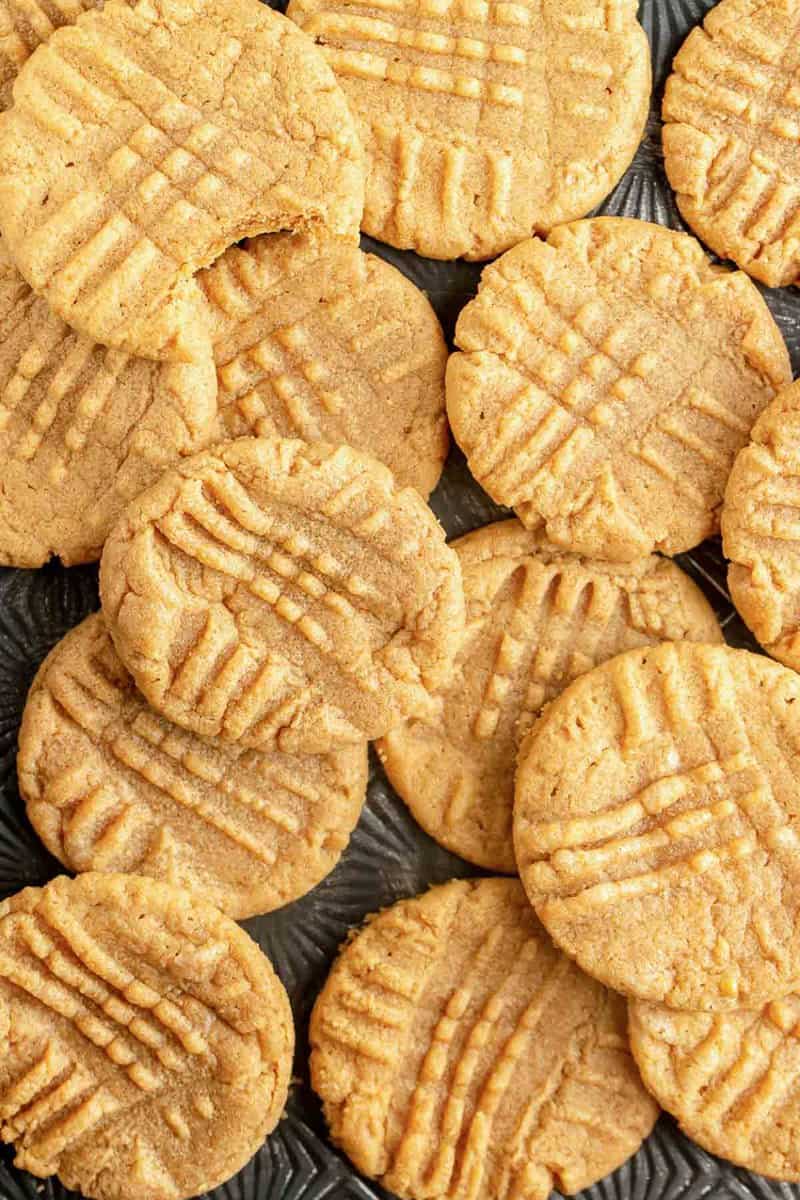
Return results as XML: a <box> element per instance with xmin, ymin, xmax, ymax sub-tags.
<box><xmin>18</xmin><ymin>615</ymin><xmax>369</xmax><ymax>918</ymax></box>
<box><xmin>377</xmin><ymin>520</ymin><xmax>723</xmax><ymax>871</ymax></box>
<box><xmin>663</xmin><ymin>0</ymin><xmax>800</xmax><ymax>289</ymax></box>
<box><xmin>447</xmin><ymin>218</ymin><xmax>792</xmax><ymax>561</ymax></box>
<box><xmin>0</xmin><ymin>0</ymin><xmax>101</xmax><ymax>111</ymax></box>
<box><xmin>0</xmin><ymin>872</ymin><xmax>293</xmax><ymax>1200</ymax></box>
<box><xmin>0</xmin><ymin>0</ymin><xmax>365</xmax><ymax>361</ymax></box>
<box><xmin>99</xmin><ymin>437</ymin><xmax>465</xmax><ymax>755</ymax></box>
<box><xmin>514</xmin><ymin>642</ymin><xmax>800</xmax><ymax>1012</ymax></box>
<box><xmin>286</xmin><ymin>0</ymin><xmax>651</xmax><ymax>260</ymax></box>
<box><xmin>198</xmin><ymin>231</ymin><xmax>448</xmax><ymax>497</ymax></box>
<box><xmin>310</xmin><ymin>877</ymin><xmax>659</xmax><ymax>1200</ymax></box>
<box><xmin>630</xmin><ymin>994</ymin><xmax>800</xmax><ymax>1181</ymax></box>
<box><xmin>722</xmin><ymin>380</ymin><xmax>800</xmax><ymax>673</ymax></box>
<box><xmin>0</xmin><ymin>240</ymin><xmax>217</xmax><ymax>567</ymax></box>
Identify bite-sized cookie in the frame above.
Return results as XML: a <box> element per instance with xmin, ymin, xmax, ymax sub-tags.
<box><xmin>663</xmin><ymin>0</ymin><xmax>800</xmax><ymax>288</ymax></box>
<box><xmin>447</xmin><ymin>218</ymin><xmax>791</xmax><ymax>561</ymax></box>
<box><xmin>0</xmin><ymin>0</ymin><xmax>101</xmax><ymax>110</ymax></box>
<box><xmin>0</xmin><ymin>240</ymin><xmax>217</xmax><ymax>567</ymax></box>
<box><xmin>723</xmin><ymin>380</ymin><xmax>800</xmax><ymax>672</ymax></box>
<box><xmin>311</xmin><ymin>878</ymin><xmax>659</xmax><ymax>1200</ymax></box>
<box><xmin>100</xmin><ymin>437</ymin><xmax>465</xmax><ymax>755</ymax></box>
<box><xmin>0</xmin><ymin>0</ymin><xmax>364</xmax><ymax>361</ymax></box>
<box><xmin>199</xmin><ymin>231</ymin><xmax>448</xmax><ymax>496</ymax></box>
<box><xmin>630</xmin><ymin>994</ymin><xmax>800</xmax><ymax>1181</ymax></box>
<box><xmin>287</xmin><ymin>0</ymin><xmax>650</xmax><ymax>260</ymax></box>
<box><xmin>515</xmin><ymin>642</ymin><xmax>800</xmax><ymax>1012</ymax></box>
<box><xmin>18</xmin><ymin>615</ymin><xmax>368</xmax><ymax>918</ymax></box>
<box><xmin>377</xmin><ymin>520</ymin><xmax>722</xmax><ymax>872</ymax></box>
<box><xmin>0</xmin><ymin>872</ymin><xmax>293</xmax><ymax>1200</ymax></box>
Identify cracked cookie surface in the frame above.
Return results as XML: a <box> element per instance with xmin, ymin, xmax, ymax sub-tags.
<box><xmin>19</xmin><ymin>614</ymin><xmax>368</xmax><ymax>918</ymax></box>
<box><xmin>310</xmin><ymin>877</ymin><xmax>658</xmax><ymax>1200</ymax></box>
<box><xmin>514</xmin><ymin>642</ymin><xmax>800</xmax><ymax>1011</ymax></box>
<box><xmin>99</xmin><ymin>436</ymin><xmax>465</xmax><ymax>754</ymax></box>
<box><xmin>287</xmin><ymin>0</ymin><xmax>651</xmax><ymax>259</ymax></box>
<box><xmin>663</xmin><ymin>0</ymin><xmax>800</xmax><ymax>288</ymax></box>
<box><xmin>199</xmin><ymin>231</ymin><xmax>448</xmax><ymax>497</ymax></box>
<box><xmin>0</xmin><ymin>872</ymin><xmax>293</xmax><ymax>1200</ymax></box>
<box><xmin>377</xmin><ymin>519</ymin><xmax>722</xmax><ymax>871</ymax></box>
<box><xmin>446</xmin><ymin>218</ymin><xmax>792</xmax><ymax>561</ymax></box>
<box><xmin>0</xmin><ymin>0</ymin><xmax>365</xmax><ymax>360</ymax></box>
<box><xmin>0</xmin><ymin>239</ymin><xmax>217</xmax><ymax>566</ymax></box>
<box><xmin>0</xmin><ymin>0</ymin><xmax>104</xmax><ymax>110</ymax></box>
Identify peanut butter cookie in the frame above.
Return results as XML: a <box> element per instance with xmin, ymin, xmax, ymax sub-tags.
<box><xmin>0</xmin><ymin>872</ymin><xmax>293</xmax><ymax>1200</ymax></box>
<box><xmin>0</xmin><ymin>240</ymin><xmax>217</xmax><ymax>566</ymax></box>
<box><xmin>0</xmin><ymin>0</ymin><xmax>365</xmax><ymax>360</ymax></box>
<box><xmin>723</xmin><ymin>379</ymin><xmax>800</xmax><ymax>672</ymax></box>
<box><xmin>199</xmin><ymin>231</ymin><xmax>448</xmax><ymax>497</ymax></box>
<box><xmin>630</xmin><ymin>994</ymin><xmax>800</xmax><ymax>1181</ymax></box>
<box><xmin>18</xmin><ymin>614</ymin><xmax>368</xmax><ymax>918</ymax></box>
<box><xmin>377</xmin><ymin>519</ymin><xmax>722</xmax><ymax>871</ymax></box>
<box><xmin>447</xmin><ymin>218</ymin><xmax>791</xmax><ymax>560</ymax></box>
<box><xmin>287</xmin><ymin>0</ymin><xmax>651</xmax><ymax>260</ymax></box>
<box><xmin>663</xmin><ymin>0</ymin><xmax>800</xmax><ymax>288</ymax></box>
<box><xmin>100</xmin><ymin>437</ymin><xmax>465</xmax><ymax>754</ymax></box>
<box><xmin>515</xmin><ymin>642</ymin><xmax>800</xmax><ymax>1011</ymax></box>
<box><xmin>311</xmin><ymin>877</ymin><xmax>658</xmax><ymax>1200</ymax></box>
<box><xmin>0</xmin><ymin>0</ymin><xmax>101</xmax><ymax>110</ymax></box>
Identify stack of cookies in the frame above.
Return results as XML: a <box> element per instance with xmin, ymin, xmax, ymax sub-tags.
<box><xmin>0</xmin><ymin>0</ymin><xmax>799</xmax><ymax>1198</ymax></box>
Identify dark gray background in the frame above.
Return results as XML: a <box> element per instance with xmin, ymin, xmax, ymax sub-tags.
<box><xmin>2</xmin><ymin>0</ymin><xmax>800</xmax><ymax>1196</ymax></box>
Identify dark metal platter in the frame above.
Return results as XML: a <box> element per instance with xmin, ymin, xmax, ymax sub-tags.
<box><xmin>2</xmin><ymin>0</ymin><xmax>800</xmax><ymax>1196</ymax></box>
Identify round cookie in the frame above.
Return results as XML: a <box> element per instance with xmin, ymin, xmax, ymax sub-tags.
<box><xmin>0</xmin><ymin>240</ymin><xmax>217</xmax><ymax>567</ymax></box>
<box><xmin>722</xmin><ymin>380</ymin><xmax>800</xmax><ymax>672</ymax></box>
<box><xmin>629</xmin><ymin>994</ymin><xmax>800</xmax><ymax>1181</ymax></box>
<box><xmin>0</xmin><ymin>0</ymin><xmax>365</xmax><ymax>361</ymax></box>
<box><xmin>310</xmin><ymin>877</ymin><xmax>659</xmax><ymax>1200</ymax></box>
<box><xmin>447</xmin><ymin>218</ymin><xmax>792</xmax><ymax>561</ymax></box>
<box><xmin>99</xmin><ymin>437</ymin><xmax>465</xmax><ymax>755</ymax></box>
<box><xmin>287</xmin><ymin>0</ymin><xmax>651</xmax><ymax>260</ymax></box>
<box><xmin>198</xmin><ymin>231</ymin><xmax>448</xmax><ymax>497</ymax></box>
<box><xmin>0</xmin><ymin>872</ymin><xmax>293</xmax><ymax>1200</ymax></box>
<box><xmin>663</xmin><ymin>0</ymin><xmax>800</xmax><ymax>289</ymax></box>
<box><xmin>0</xmin><ymin>0</ymin><xmax>101</xmax><ymax>111</ymax></box>
<box><xmin>18</xmin><ymin>614</ymin><xmax>369</xmax><ymax>919</ymax></box>
<box><xmin>514</xmin><ymin>642</ymin><xmax>800</xmax><ymax>1012</ymax></box>
<box><xmin>377</xmin><ymin>520</ymin><xmax>723</xmax><ymax>872</ymax></box>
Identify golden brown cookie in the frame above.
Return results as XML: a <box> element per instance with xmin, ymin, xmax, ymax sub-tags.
<box><xmin>377</xmin><ymin>519</ymin><xmax>723</xmax><ymax>872</ymax></box>
<box><xmin>0</xmin><ymin>872</ymin><xmax>293</xmax><ymax>1200</ymax></box>
<box><xmin>663</xmin><ymin>0</ymin><xmax>800</xmax><ymax>289</ymax></box>
<box><xmin>198</xmin><ymin>231</ymin><xmax>448</xmax><ymax>497</ymax></box>
<box><xmin>0</xmin><ymin>239</ymin><xmax>217</xmax><ymax>567</ymax></box>
<box><xmin>286</xmin><ymin>0</ymin><xmax>651</xmax><ymax>260</ymax></box>
<box><xmin>722</xmin><ymin>379</ymin><xmax>800</xmax><ymax>673</ymax></box>
<box><xmin>0</xmin><ymin>0</ymin><xmax>101</xmax><ymax>110</ymax></box>
<box><xmin>310</xmin><ymin>877</ymin><xmax>659</xmax><ymax>1200</ymax></box>
<box><xmin>18</xmin><ymin>614</ymin><xmax>368</xmax><ymax>918</ymax></box>
<box><xmin>629</xmin><ymin>994</ymin><xmax>800</xmax><ymax>1181</ymax></box>
<box><xmin>100</xmin><ymin>437</ymin><xmax>465</xmax><ymax>754</ymax></box>
<box><xmin>0</xmin><ymin>0</ymin><xmax>365</xmax><ymax>361</ymax></box>
<box><xmin>514</xmin><ymin>642</ymin><xmax>800</xmax><ymax>1012</ymax></box>
<box><xmin>447</xmin><ymin>218</ymin><xmax>791</xmax><ymax>561</ymax></box>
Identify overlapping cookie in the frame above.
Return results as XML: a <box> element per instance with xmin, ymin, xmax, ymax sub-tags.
<box><xmin>199</xmin><ymin>231</ymin><xmax>448</xmax><ymax>496</ymax></box>
<box><xmin>100</xmin><ymin>437</ymin><xmax>465</xmax><ymax>754</ymax></box>
<box><xmin>447</xmin><ymin>218</ymin><xmax>791</xmax><ymax>561</ymax></box>
<box><xmin>378</xmin><ymin>519</ymin><xmax>722</xmax><ymax>871</ymax></box>
<box><xmin>19</xmin><ymin>614</ymin><xmax>368</xmax><ymax>918</ymax></box>
<box><xmin>311</xmin><ymin>878</ymin><xmax>658</xmax><ymax>1200</ymax></box>
<box><xmin>0</xmin><ymin>0</ymin><xmax>365</xmax><ymax>359</ymax></box>
<box><xmin>0</xmin><ymin>872</ymin><xmax>293</xmax><ymax>1200</ymax></box>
